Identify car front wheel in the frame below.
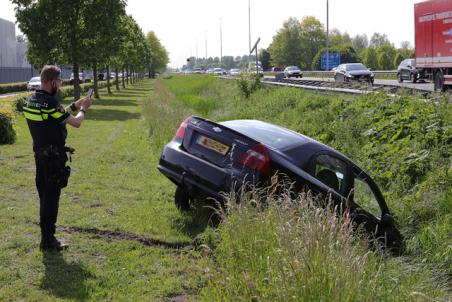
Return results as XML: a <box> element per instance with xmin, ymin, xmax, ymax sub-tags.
<box><xmin>397</xmin><ymin>73</ymin><xmax>403</xmax><ymax>83</ymax></box>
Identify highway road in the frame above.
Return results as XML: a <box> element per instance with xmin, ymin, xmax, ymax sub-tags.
<box><xmin>273</xmin><ymin>76</ymin><xmax>435</xmax><ymax>92</ymax></box>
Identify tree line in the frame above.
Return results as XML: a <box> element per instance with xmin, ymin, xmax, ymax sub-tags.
<box><xmin>11</xmin><ymin>0</ymin><xmax>169</xmax><ymax>99</ymax></box>
<box><xmin>266</xmin><ymin>16</ymin><xmax>413</xmax><ymax>71</ymax></box>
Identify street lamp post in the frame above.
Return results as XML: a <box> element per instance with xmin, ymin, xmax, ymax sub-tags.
<box><xmin>326</xmin><ymin>0</ymin><xmax>329</xmax><ymax>71</ymax></box>
<box><xmin>220</xmin><ymin>18</ymin><xmax>223</xmax><ymax>65</ymax></box>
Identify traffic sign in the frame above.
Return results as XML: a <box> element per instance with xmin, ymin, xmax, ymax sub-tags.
<box><xmin>321</xmin><ymin>53</ymin><xmax>340</xmax><ymax>70</ymax></box>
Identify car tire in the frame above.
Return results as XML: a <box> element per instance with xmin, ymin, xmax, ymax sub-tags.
<box><xmin>397</xmin><ymin>73</ymin><xmax>403</xmax><ymax>83</ymax></box>
<box><xmin>412</xmin><ymin>73</ymin><xmax>417</xmax><ymax>83</ymax></box>
<box><xmin>434</xmin><ymin>71</ymin><xmax>445</xmax><ymax>92</ymax></box>
<box><xmin>174</xmin><ymin>186</ymin><xmax>191</xmax><ymax>211</ymax></box>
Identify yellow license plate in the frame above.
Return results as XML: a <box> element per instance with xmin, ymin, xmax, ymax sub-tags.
<box><xmin>197</xmin><ymin>135</ymin><xmax>229</xmax><ymax>155</ymax></box>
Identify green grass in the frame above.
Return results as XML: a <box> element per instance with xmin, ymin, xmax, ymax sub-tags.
<box><xmin>0</xmin><ymin>80</ymin><xmax>211</xmax><ymax>301</ymax></box>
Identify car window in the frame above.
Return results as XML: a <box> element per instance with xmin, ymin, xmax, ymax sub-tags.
<box><xmin>345</xmin><ymin>64</ymin><xmax>366</xmax><ymax>71</ymax></box>
<box><xmin>353</xmin><ymin>173</ymin><xmax>381</xmax><ymax>218</ymax></box>
<box><xmin>310</xmin><ymin>154</ymin><xmax>348</xmax><ymax>195</ymax></box>
<box><xmin>220</xmin><ymin>120</ymin><xmax>309</xmax><ymax>149</ymax></box>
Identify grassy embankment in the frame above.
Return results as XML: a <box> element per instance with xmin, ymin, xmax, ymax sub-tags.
<box><xmin>152</xmin><ymin>75</ymin><xmax>450</xmax><ymax>301</ymax></box>
<box><xmin>0</xmin><ymin>80</ymin><xmax>212</xmax><ymax>301</ymax></box>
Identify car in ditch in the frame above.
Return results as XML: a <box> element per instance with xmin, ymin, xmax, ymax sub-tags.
<box><xmin>157</xmin><ymin>116</ymin><xmax>403</xmax><ymax>253</ymax></box>
<box><xmin>334</xmin><ymin>63</ymin><xmax>374</xmax><ymax>84</ymax></box>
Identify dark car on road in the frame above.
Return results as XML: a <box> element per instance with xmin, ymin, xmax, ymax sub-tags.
<box><xmin>158</xmin><ymin>116</ymin><xmax>403</xmax><ymax>252</ymax></box>
<box><xmin>284</xmin><ymin>66</ymin><xmax>303</xmax><ymax>78</ymax></box>
<box><xmin>397</xmin><ymin>59</ymin><xmax>419</xmax><ymax>83</ymax></box>
<box><xmin>334</xmin><ymin>63</ymin><xmax>374</xmax><ymax>84</ymax></box>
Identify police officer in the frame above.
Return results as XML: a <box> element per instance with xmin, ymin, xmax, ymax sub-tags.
<box><xmin>23</xmin><ymin>65</ymin><xmax>92</xmax><ymax>252</ymax></box>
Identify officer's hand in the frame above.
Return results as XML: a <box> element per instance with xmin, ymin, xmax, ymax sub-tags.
<box><xmin>75</xmin><ymin>97</ymin><xmax>86</xmax><ymax>109</ymax></box>
<box><xmin>82</xmin><ymin>97</ymin><xmax>93</xmax><ymax>109</ymax></box>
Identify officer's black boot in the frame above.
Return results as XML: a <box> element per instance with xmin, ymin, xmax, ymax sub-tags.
<box><xmin>40</xmin><ymin>236</ymin><xmax>68</xmax><ymax>252</ymax></box>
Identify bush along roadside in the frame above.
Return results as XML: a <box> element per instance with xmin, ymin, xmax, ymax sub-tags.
<box><xmin>0</xmin><ymin>82</ymin><xmax>28</xmax><ymax>94</ymax></box>
<box><xmin>0</xmin><ymin>102</ymin><xmax>16</xmax><ymax>144</ymax></box>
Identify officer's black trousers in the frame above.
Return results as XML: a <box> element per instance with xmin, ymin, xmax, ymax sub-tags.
<box><xmin>35</xmin><ymin>154</ymin><xmax>61</xmax><ymax>241</ymax></box>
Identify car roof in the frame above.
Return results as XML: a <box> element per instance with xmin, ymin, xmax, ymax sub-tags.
<box><xmin>220</xmin><ymin>119</ymin><xmax>354</xmax><ymax>166</ymax></box>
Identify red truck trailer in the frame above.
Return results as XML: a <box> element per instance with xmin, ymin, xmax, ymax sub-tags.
<box><xmin>415</xmin><ymin>0</ymin><xmax>452</xmax><ymax>91</ymax></box>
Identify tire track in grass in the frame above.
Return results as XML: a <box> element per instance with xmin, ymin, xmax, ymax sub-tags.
<box><xmin>58</xmin><ymin>225</ymin><xmax>193</xmax><ymax>250</ymax></box>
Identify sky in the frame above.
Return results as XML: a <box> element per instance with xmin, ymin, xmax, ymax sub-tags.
<box><xmin>1</xmin><ymin>0</ymin><xmax>421</xmax><ymax>68</ymax></box>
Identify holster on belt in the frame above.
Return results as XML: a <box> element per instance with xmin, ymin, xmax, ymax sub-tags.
<box><xmin>34</xmin><ymin>145</ymin><xmax>74</xmax><ymax>188</ymax></box>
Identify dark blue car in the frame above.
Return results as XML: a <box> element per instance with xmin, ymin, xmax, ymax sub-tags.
<box><xmin>158</xmin><ymin>116</ymin><xmax>403</xmax><ymax>252</ymax></box>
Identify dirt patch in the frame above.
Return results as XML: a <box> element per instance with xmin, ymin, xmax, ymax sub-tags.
<box><xmin>58</xmin><ymin>225</ymin><xmax>193</xmax><ymax>250</ymax></box>
<box><xmin>165</xmin><ymin>293</ymin><xmax>190</xmax><ymax>302</ymax></box>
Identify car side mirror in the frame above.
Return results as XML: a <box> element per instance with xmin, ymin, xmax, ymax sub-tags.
<box><xmin>381</xmin><ymin>213</ymin><xmax>395</xmax><ymax>227</ymax></box>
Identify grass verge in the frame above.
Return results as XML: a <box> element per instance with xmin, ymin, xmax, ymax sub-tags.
<box><xmin>0</xmin><ymin>79</ymin><xmax>211</xmax><ymax>301</ymax></box>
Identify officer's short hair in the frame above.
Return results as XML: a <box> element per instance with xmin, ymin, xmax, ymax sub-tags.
<box><xmin>40</xmin><ymin>65</ymin><xmax>62</xmax><ymax>83</ymax></box>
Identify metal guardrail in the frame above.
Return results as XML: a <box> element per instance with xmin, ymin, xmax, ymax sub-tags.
<box><xmin>219</xmin><ymin>75</ymin><xmax>430</xmax><ymax>96</ymax></box>
<box><xmin>264</xmin><ymin>70</ymin><xmax>398</xmax><ymax>77</ymax></box>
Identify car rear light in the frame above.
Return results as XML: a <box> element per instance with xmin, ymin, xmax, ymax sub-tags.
<box><xmin>237</xmin><ymin>143</ymin><xmax>270</xmax><ymax>175</ymax></box>
<box><xmin>175</xmin><ymin>117</ymin><xmax>191</xmax><ymax>139</ymax></box>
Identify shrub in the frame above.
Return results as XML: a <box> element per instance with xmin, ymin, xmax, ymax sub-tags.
<box><xmin>0</xmin><ymin>82</ymin><xmax>28</xmax><ymax>94</ymax></box>
<box><xmin>0</xmin><ymin>102</ymin><xmax>16</xmax><ymax>144</ymax></box>
<box><xmin>237</xmin><ymin>74</ymin><xmax>262</xmax><ymax>98</ymax></box>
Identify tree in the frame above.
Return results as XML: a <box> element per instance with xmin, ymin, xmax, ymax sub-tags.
<box><xmin>84</xmin><ymin>0</ymin><xmax>126</xmax><ymax>97</ymax></box>
<box><xmin>268</xmin><ymin>18</ymin><xmax>303</xmax><ymax>68</ymax></box>
<box><xmin>12</xmin><ymin>0</ymin><xmax>127</xmax><ymax>100</ymax></box>
<box><xmin>329</xmin><ymin>29</ymin><xmax>352</xmax><ymax>49</ymax></box>
<box><xmin>369</xmin><ymin>33</ymin><xmax>391</xmax><ymax>48</ymax></box>
<box><xmin>378</xmin><ymin>52</ymin><xmax>392</xmax><ymax>70</ymax></box>
<box><xmin>362</xmin><ymin>48</ymin><xmax>379</xmax><ymax>70</ymax></box>
<box><xmin>145</xmin><ymin>31</ymin><xmax>169</xmax><ymax>78</ymax></box>
<box><xmin>299</xmin><ymin>16</ymin><xmax>325</xmax><ymax>69</ymax></box>
<box><xmin>393</xmin><ymin>52</ymin><xmax>404</xmax><ymax>68</ymax></box>
<box><xmin>222</xmin><ymin>56</ymin><xmax>234</xmax><ymax>70</ymax></box>
<box><xmin>376</xmin><ymin>44</ymin><xmax>396</xmax><ymax>69</ymax></box>
<box><xmin>16</xmin><ymin>35</ymin><xmax>26</xmax><ymax>43</ymax></box>
<box><xmin>351</xmin><ymin>34</ymin><xmax>368</xmax><ymax>55</ymax></box>
<box><xmin>258</xmin><ymin>48</ymin><xmax>271</xmax><ymax>71</ymax></box>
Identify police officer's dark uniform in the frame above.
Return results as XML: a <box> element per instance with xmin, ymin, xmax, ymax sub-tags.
<box><xmin>23</xmin><ymin>89</ymin><xmax>72</xmax><ymax>251</ymax></box>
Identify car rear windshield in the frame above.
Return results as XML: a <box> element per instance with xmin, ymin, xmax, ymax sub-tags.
<box><xmin>345</xmin><ymin>64</ymin><xmax>366</xmax><ymax>71</ymax></box>
<box><xmin>220</xmin><ymin>120</ymin><xmax>309</xmax><ymax>149</ymax></box>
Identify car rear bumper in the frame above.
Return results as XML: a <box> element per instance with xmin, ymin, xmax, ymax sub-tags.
<box><xmin>158</xmin><ymin>140</ymin><xmax>255</xmax><ymax>202</ymax></box>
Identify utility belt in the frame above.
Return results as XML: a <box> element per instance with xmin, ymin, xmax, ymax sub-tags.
<box><xmin>34</xmin><ymin>145</ymin><xmax>75</xmax><ymax>188</ymax></box>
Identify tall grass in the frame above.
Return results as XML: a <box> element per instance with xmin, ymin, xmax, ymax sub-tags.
<box><xmin>201</xmin><ymin>186</ymin><xmax>444</xmax><ymax>301</ymax></box>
